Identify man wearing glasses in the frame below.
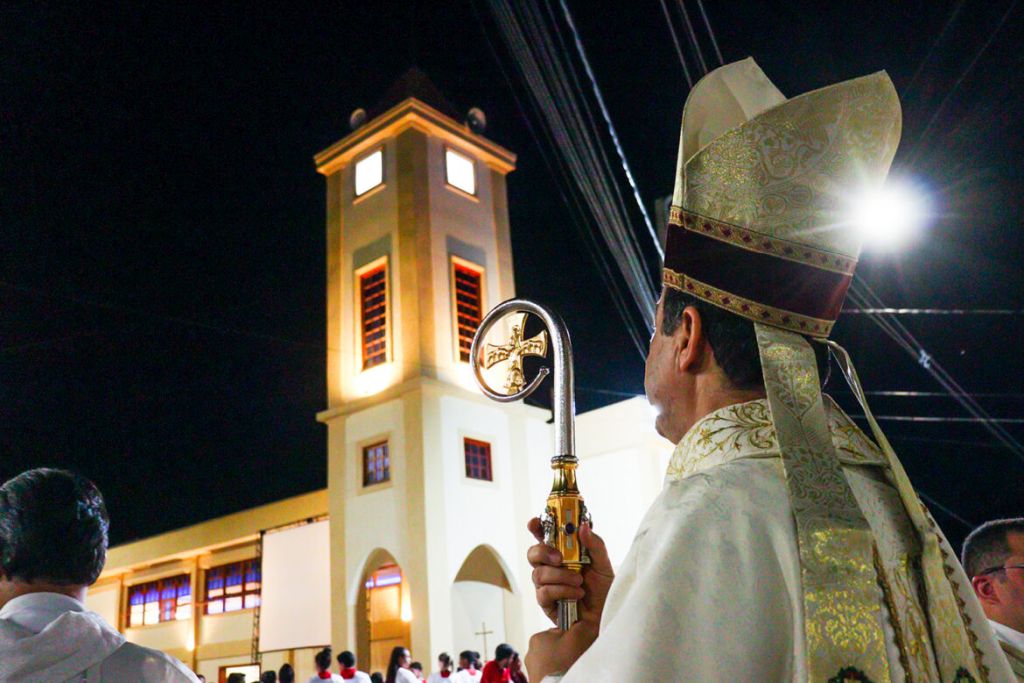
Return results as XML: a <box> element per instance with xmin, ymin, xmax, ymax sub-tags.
<box><xmin>964</xmin><ymin>518</ymin><xmax>1024</xmax><ymax>680</ymax></box>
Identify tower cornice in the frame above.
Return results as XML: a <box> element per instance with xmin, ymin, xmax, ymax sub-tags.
<box><xmin>314</xmin><ymin>97</ymin><xmax>517</xmax><ymax>176</ymax></box>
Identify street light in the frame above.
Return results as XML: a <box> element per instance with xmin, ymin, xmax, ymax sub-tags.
<box><xmin>851</xmin><ymin>177</ymin><xmax>930</xmax><ymax>250</ymax></box>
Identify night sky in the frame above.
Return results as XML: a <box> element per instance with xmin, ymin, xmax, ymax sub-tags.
<box><xmin>2</xmin><ymin>1</ymin><xmax>1022</xmax><ymax>550</ymax></box>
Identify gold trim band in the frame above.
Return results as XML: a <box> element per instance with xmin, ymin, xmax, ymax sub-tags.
<box><xmin>662</xmin><ymin>268</ymin><xmax>835</xmax><ymax>337</ymax></box>
<box><xmin>669</xmin><ymin>206</ymin><xmax>858</xmax><ymax>276</ymax></box>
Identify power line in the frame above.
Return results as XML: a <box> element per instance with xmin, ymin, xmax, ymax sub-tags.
<box><xmin>843</xmin><ymin>308</ymin><xmax>1023</xmax><ymax>315</ymax></box>
<box><xmin>657</xmin><ymin>0</ymin><xmax>693</xmax><ymax>88</ymax></box>
<box><xmin>557</xmin><ymin>0</ymin><xmax>663</xmax><ymax>260</ymax></box>
<box><xmin>694</xmin><ymin>0</ymin><xmax>723</xmax><ymax>65</ymax></box>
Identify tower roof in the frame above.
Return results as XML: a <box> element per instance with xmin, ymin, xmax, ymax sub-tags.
<box><xmin>371</xmin><ymin>66</ymin><xmax>460</xmax><ymax>121</ymax></box>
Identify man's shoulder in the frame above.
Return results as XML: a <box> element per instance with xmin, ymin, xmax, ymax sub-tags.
<box><xmin>104</xmin><ymin>641</ymin><xmax>198</xmax><ymax>681</ymax></box>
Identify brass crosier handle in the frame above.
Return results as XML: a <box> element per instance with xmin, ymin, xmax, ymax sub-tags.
<box><xmin>469</xmin><ymin>299</ymin><xmax>591</xmax><ymax>631</ymax></box>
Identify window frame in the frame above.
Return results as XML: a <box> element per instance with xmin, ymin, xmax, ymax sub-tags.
<box><xmin>353</xmin><ymin>147</ymin><xmax>385</xmax><ymax>199</ymax></box>
<box><xmin>463</xmin><ymin>437</ymin><xmax>493</xmax><ymax>482</ymax></box>
<box><xmin>362</xmin><ymin>438</ymin><xmax>392</xmax><ymax>489</ymax></box>
<box><xmin>444</xmin><ymin>147</ymin><xmax>477</xmax><ymax>197</ymax></box>
<box><xmin>125</xmin><ymin>573</ymin><xmax>191</xmax><ymax>628</ymax></box>
<box><xmin>204</xmin><ymin>558</ymin><xmax>262</xmax><ymax>616</ymax></box>
<box><xmin>356</xmin><ymin>256</ymin><xmax>391</xmax><ymax>371</ymax></box>
<box><xmin>449</xmin><ymin>256</ymin><xmax>486</xmax><ymax>364</ymax></box>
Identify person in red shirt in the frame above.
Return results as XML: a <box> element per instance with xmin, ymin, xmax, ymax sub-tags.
<box><xmin>480</xmin><ymin>644</ymin><xmax>513</xmax><ymax>683</ymax></box>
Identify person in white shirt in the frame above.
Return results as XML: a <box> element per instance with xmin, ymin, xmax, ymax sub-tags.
<box><xmin>965</xmin><ymin>518</ymin><xmax>1024</xmax><ymax>680</ymax></box>
<box><xmin>425</xmin><ymin>653</ymin><xmax>453</xmax><ymax>683</ymax></box>
<box><xmin>337</xmin><ymin>649</ymin><xmax>371</xmax><ymax>683</ymax></box>
<box><xmin>385</xmin><ymin>646</ymin><xmax>419</xmax><ymax>683</ymax></box>
<box><xmin>0</xmin><ymin>468</ymin><xmax>198</xmax><ymax>682</ymax></box>
<box><xmin>450</xmin><ymin>651</ymin><xmax>481</xmax><ymax>683</ymax></box>
<box><xmin>308</xmin><ymin>647</ymin><xmax>343</xmax><ymax>682</ymax></box>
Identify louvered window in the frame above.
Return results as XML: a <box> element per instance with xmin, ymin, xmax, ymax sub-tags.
<box><xmin>360</xmin><ymin>264</ymin><xmax>388</xmax><ymax>369</ymax></box>
<box><xmin>453</xmin><ymin>262</ymin><xmax>483</xmax><ymax>362</ymax></box>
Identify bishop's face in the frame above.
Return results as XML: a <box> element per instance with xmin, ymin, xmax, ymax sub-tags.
<box><xmin>644</xmin><ymin>294</ymin><xmax>690</xmax><ymax>443</ymax></box>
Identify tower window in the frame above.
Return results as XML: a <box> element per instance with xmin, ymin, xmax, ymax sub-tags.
<box><xmin>363</xmin><ymin>440</ymin><xmax>391</xmax><ymax>486</ymax></box>
<box><xmin>464</xmin><ymin>438</ymin><xmax>492</xmax><ymax>481</ymax></box>
<box><xmin>445</xmin><ymin>148</ymin><xmax>476</xmax><ymax>195</ymax></box>
<box><xmin>451</xmin><ymin>259</ymin><xmax>484</xmax><ymax>362</ymax></box>
<box><xmin>359</xmin><ymin>261</ymin><xmax>388</xmax><ymax>369</ymax></box>
<box><xmin>127</xmin><ymin>575</ymin><xmax>191</xmax><ymax>627</ymax></box>
<box><xmin>355</xmin><ymin>149</ymin><xmax>384</xmax><ymax>197</ymax></box>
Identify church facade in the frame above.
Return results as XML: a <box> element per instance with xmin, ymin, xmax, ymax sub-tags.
<box><xmin>85</xmin><ymin>73</ymin><xmax>672</xmax><ymax>681</ymax></box>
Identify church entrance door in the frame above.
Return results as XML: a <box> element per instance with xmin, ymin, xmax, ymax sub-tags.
<box><xmin>358</xmin><ymin>558</ymin><xmax>411</xmax><ymax>674</ymax></box>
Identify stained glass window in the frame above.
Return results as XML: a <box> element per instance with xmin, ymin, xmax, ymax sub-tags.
<box><xmin>464</xmin><ymin>438</ymin><xmax>492</xmax><ymax>481</ymax></box>
<box><xmin>127</xmin><ymin>575</ymin><xmax>190</xmax><ymax>627</ymax></box>
<box><xmin>363</xmin><ymin>440</ymin><xmax>390</xmax><ymax>487</ymax></box>
<box><xmin>360</xmin><ymin>264</ymin><xmax>388</xmax><ymax>369</ymax></box>
<box><xmin>205</xmin><ymin>559</ymin><xmax>261</xmax><ymax>615</ymax></box>
<box><xmin>452</xmin><ymin>262</ymin><xmax>483</xmax><ymax>362</ymax></box>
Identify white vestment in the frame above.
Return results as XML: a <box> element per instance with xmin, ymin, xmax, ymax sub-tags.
<box><xmin>451</xmin><ymin>669</ymin><xmax>482</xmax><ymax>683</ymax></box>
<box><xmin>427</xmin><ymin>672</ymin><xmax>454</xmax><ymax>683</ymax></box>
<box><xmin>340</xmin><ymin>670</ymin><xmax>373</xmax><ymax>683</ymax></box>
<box><xmin>990</xmin><ymin>620</ymin><xmax>1024</xmax><ymax>681</ymax></box>
<box><xmin>550</xmin><ymin>398</ymin><xmax>1014</xmax><ymax>682</ymax></box>
<box><xmin>0</xmin><ymin>591</ymin><xmax>198</xmax><ymax>683</ymax></box>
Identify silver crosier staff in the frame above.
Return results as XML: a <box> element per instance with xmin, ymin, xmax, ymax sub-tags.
<box><xmin>469</xmin><ymin>298</ymin><xmax>591</xmax><ymax>631</ymax></box>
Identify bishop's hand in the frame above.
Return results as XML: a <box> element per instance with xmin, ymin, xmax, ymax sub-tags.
<box><xmin>526</xmin><ymin>518</ymin><xmax>614</xmax><ymax>627</ymax></box>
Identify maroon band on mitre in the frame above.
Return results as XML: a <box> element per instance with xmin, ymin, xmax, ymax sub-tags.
<box><xmin>664</xmin><ymin>217</ymin><xmax>853</xmax><ymax>329</ymax></box>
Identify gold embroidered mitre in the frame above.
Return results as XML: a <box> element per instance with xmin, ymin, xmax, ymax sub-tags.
<box><xmin>663</xmin><ymin>58</ymin><xmax>901</xmax><ymax>337</ymax></box>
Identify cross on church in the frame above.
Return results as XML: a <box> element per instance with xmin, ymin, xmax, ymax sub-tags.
<box><xmin>475</xmin><ymin>621</ymin><xmax>494</xmax><ymax>656</ymax></box>
<box><xmin>481</xmin><ymin>313</ymin><xmax>548</xmax><ymax>394</ymax></box>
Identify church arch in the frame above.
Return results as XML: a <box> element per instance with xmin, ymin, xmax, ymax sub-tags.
<box><xmin>453</xmin><ymin>544</ymin><xmax>517</xmax><ymax>593</ymax></box>
<box><xmin>353</xmin><ymin>547</ymin><xmax>411</xmax><ymax>673</ymax></box>
<box><xmin>451</xmin><ymin>545</ymin><xmax>517</xmax><ymax>658</ymax></box>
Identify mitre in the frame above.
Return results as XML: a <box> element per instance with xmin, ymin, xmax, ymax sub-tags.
<box><xmin>663</xmin><ymin>57</ymin><xmax>902</xmax><ymax>337</ymax></box>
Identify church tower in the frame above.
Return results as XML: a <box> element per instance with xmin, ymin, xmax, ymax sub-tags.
<box><xmin>315</xmin><ymin>69</ymin><xmax>553</xmax><ymax>671</ymax></box>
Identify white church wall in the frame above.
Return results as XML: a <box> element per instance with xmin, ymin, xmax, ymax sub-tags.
<box><xmin>201</xmin><ymin>610</ymin><xmax>252</xmax><ymax>645</ymax></box>
<box><xmin>343</xmin><ymin>398</ymin><xmax>409</xmax><ymax>601</ymax></box>
<box><xmin>450</xmin><ymin>581</ymin><xmax>507</xmax><ymax>658</ymax></box>
<box><xmin>84</xmin><ymin>581</ymin><xmax>120</xmax><ymax>631</ymax></box>
<box><xmin>574</xmin><ymin>397</ymin><xmax>673</xmax><ymax>568</ymax></box>
<box><xmin>126</xmin><ymin>617</ymin><xmax>190</xmax><ymax>653</ymax></box>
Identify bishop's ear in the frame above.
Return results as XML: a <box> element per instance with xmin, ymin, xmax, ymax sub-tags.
<box><xmin>675</xmin><ymin>305</ymin><xmax>705</xmax><ymax>373</ymax></box>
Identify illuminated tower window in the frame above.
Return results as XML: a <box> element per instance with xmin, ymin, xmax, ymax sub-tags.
<box><xmin>363</xmin><ymin>440</ymin><xmax>390</xmax><ymax>486</ymax></box>
<box><xmin>359</xmin><ymin>261</ymin><xmax>389</xmax><ymax>369</ymax></box>
<box><xmin>445</xmin><ymin>148</ymin><xmax>475</xmax><ymax>195</ymax></box>
<box><xmin>451</xmin><ymin>259</ymin><xmax>484</xmax><ymax>362</ymax></box>
<box><xmin>464</xmin><ymin>438</ymin><xmax>492</xmax><ymax>481</ymax></box>
<box><xmin>355</xmin><ymin>149</ymin><xmax>383</xmax><ymax>196</ymax></box>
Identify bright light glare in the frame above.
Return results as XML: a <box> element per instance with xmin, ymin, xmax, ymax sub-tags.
<box><xmin>851</xmin><ymin>179</ymin><xmax>929</xmax><ymax>250</ymax></box>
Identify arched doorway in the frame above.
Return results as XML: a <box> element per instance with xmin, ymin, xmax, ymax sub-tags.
<box><xmin>451</xmin><ymin>545</ymin><xmax>515</xmax><ymax>661</ymax></box>
<box><xmin>356</xmin><ymin>549</ymin><xmax>412</xmax><ymax>674</ymax></box>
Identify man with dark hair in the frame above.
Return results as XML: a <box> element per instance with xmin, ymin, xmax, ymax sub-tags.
<box><xmin>338</xmin><ymin>649</ymin><xmax>371</xmax><ymax>682</ymax></box>
<box><xmin>964</xmin><ymin>518</ymin><xmax>1024</xmax><ymax>679</ymax></box>
<box><xmin>479</xmin><ymin>644</ymin><xmax>513</xmax><ymax>683</ymax></box>
<box><xmin>0</xmin><ymin>468</ymin><xmax>198</xmax><ymax>681</ymax></box>
<box><xmin>524</xmin><ymin>58</ymin><xmax>1015</xmax><ymax>682</ymax></box>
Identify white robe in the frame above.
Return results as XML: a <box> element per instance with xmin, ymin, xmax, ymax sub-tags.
<box><xmin>0</xmin><ymin>591</ymin><xmax>198</xmax><ymax>683</ymax></box>
<box><xmin>547</xmin><ymin>398</ymin><xmax>1014</xmax><ymax>682</ymax></box>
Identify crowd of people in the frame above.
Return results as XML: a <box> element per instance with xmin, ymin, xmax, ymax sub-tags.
<box><xmin>287</xmin><ymin>643</ymin><xmax>528</xmax><ymax>683</ymax></box>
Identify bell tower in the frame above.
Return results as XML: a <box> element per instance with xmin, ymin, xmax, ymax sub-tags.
<box><xmin>316</xmin><ymin>67</ymin><xmax>517</xmax><ymax>406</ymax></box>
<box><xmin>315</xmin><ymin>69</ymin><xmax>550</xmax><ymax>671</ymax></box>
